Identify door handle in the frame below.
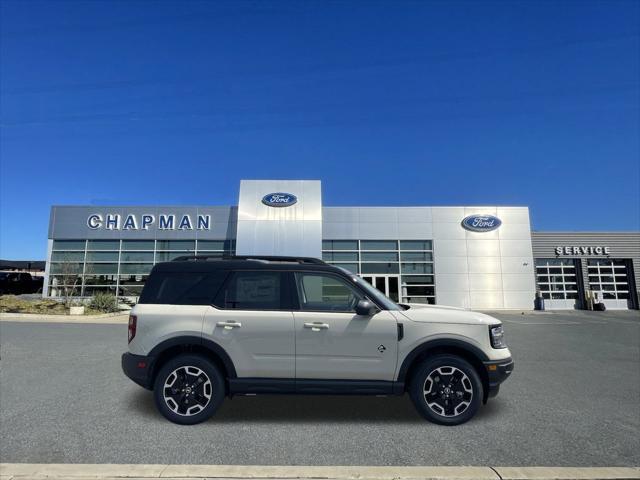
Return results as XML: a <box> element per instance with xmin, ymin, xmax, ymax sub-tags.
<box><xmin>304</xmin><ymin>322</ymin><xmax>329</xmax><ymax>331</ymax></box>
<box><xmin>216</xmin><ymin>321</ymin><xmax>242</xmax><ymax>330</ymax></box>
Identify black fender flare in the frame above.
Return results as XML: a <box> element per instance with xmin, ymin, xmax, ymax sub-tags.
<box><xmin>397</xmin><ymin>338</ymin><xmax>489</xmax><ymax>384</ymax></box>
<box><xmin>147</xmin><ymin>335</ymin><xmax>237</xmax><ymax>379</ymax></box>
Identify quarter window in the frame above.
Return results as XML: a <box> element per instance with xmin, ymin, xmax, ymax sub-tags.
<box><xmin>296</xmin><ymin>273</ymin><xmax>363</xmax><ymax>312</ymax></box>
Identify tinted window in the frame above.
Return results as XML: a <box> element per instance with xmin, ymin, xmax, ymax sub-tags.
<box><xmin>140</xmin><ymin>271</ymin><xmax>227</xmax><ymax>305</ymax></box>
<box><xmin>214</xmin><ymin>271</ymin><xmax>283</xmax><ymax>310</ymax></box>
<box><xmin>296</xmin><ymin>273</ymin><xmax>363</xmax><ymax>312</ymax></box>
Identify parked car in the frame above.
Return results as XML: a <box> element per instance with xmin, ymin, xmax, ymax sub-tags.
<box><xmin>0</xmin><ymin>272</ymin><xmax>42</xmax><ymax>295</ymax></box>
<box><xmin>122</xmin><ymin>255</ymin><xmax>514</xmax><ymax>425</ymax></box>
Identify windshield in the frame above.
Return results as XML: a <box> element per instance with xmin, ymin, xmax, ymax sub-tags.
<box><xmin>337</xmin><ymin>268</ymin><xmax>401</xmax><ymax>311</ymax></box>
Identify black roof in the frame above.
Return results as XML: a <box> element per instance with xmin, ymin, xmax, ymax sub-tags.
<box><xmin>152</xmin><ymin>256</ymin><xmax>346</xmax><ymax>274</ymax></box>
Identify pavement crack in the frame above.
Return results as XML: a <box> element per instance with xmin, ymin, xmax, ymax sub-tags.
<box><xmin>158</xmin><ymin>464</ymin><xmax>170</xmax><ymax>478</ymax></box>
<box><xmin>489</xmin><ymin>466</ymin><xmax>503</xmax><ymax>480</ymax></box>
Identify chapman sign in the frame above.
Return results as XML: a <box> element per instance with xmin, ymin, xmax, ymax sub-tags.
<box><xmin>87</xmin><ymin>213</ymin><xmax>211</xmax><ymax>231</ymax></box>
<box><xmin>555</xmin><ymin>246</ymin><xmax>611</xmax><ymax>256</ymax></box>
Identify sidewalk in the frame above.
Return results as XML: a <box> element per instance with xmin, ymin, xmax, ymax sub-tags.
<box><xmin>1</xmin><ymin>464</ymin><xmax>639</xmax><ymax>480</ymax></box>
<box><xmin>0</xmin><ymin>312</ymin><xmax>129</xmax><ymax>324</ymax></box>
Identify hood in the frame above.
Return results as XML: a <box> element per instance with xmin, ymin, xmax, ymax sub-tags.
<box><xmin>398</xmin><ymin>303</ymin><xmax>501</xmax><ymax>326</ymax></box>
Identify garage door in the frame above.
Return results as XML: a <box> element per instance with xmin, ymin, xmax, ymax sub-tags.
<box><xmin>587</xmin><ymin>259</ymin><xmax>632</xmax><ymax>310</ymax></box>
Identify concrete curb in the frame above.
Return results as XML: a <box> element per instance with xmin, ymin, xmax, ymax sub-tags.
<box><xmin>1</xmin><ymin>464</ymin><xmax>638</xmax><ymax>480</ymax></box>
<box><xmin>0</xmin><ymin>312</ymin><xmax>129</xmax><ymax>324</ymax></box>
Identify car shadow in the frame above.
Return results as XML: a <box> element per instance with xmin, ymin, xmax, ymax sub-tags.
<box><xmin>126</xmin><ymin>389</ymin><xmax>504</xmax><ymax>424</ymax></box>
<box><xmin>127</xmin><ymin>389</ymin><xmax>422</xmax><ymax>423</ymax></box>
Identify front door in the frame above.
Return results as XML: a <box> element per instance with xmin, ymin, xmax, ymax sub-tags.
<box><xmin>293</xmin><ymin>272</ymin><xmax>398</xmax><ymax>381</ymax></box>
<box><xmin>202</xmin><ymin>270</ymin><xmax>295</xmax><ymax>378</ymax></box>
<box><xmin>361</xmin><ymin>275</ymin><xmax>400</xmax><ymax>302</ymax></box>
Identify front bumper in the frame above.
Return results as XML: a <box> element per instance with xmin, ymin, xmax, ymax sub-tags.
<box><xmin>122</xmin><ymin>352</ymin><xmax>154</xmax><ymax>390</ymax></box>
<box><xmin>483</xmin><ymin>357</ymin><xmax>514</xmax><ymax>399</ymax></box>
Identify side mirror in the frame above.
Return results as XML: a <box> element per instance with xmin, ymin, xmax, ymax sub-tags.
<box><xmin>355</xmin><ymin>299</ymin><xmax>378</xmax><ymax>316</ymax></box>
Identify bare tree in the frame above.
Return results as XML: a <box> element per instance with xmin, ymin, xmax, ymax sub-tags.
<box><xmin>51</xmin><ymin>254</ymin><xmax>83</xmax><ymax>307</ymax></box>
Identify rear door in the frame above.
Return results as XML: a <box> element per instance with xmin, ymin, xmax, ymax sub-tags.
<box><xmin>292</xmin><ymin>271</ymin><xmax>398</xmax><ymax>381</ymax></box>
<box><xmin>202</xmin><ymin>270</ymin><xmax>295</xmax><ymax>378</ymax></box>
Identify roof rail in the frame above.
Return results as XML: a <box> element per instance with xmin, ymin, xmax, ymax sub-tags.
<box><xmin>171</xmin><ymin>254</ymin><xmax>326</xmax><ymax>265</ymax></box>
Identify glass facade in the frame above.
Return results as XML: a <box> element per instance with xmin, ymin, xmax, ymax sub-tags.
<box><xmin>48</xmin><ymin>239</ymin><xmax>235</xmax><ymax>298</ymax></box>
<box><xmin>322</xmin><ymin>239</ymin><xmax>436</xmax><ymax>304</ymax></box>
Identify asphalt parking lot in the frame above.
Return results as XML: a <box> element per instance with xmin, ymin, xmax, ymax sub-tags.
<box><xmin>0</xmin><ymin>310</ymin><xmax>638</xmax><ymax>466</ymax></box>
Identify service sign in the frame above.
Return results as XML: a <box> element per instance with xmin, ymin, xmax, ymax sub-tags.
<box><xmin>555</xmin><ymin>246</ymin><xmax>611</xmax><ymax>256</ymax></box>
<box><xmin>461</xmin><ymin>214</ymin><xmax>502</xmax><ymax>232</ymax></box>
<box><xmin>261</xmin><ymin>193</ymin><xmax>298</xmax><ymax>207</ymax></box>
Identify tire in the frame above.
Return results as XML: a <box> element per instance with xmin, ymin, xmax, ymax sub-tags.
<box><xmin>153</xmin><ymin>354</ymin><xmax>225</xmax><ymax>425</ymax></box>
<box><xmin>409</xmin><ymin>354</ymin><xmax>483</xmax><ymax>426</ymax></box>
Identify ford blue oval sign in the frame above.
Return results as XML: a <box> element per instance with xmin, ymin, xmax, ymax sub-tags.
<box><xmin>461</xmin><ymin>214</ymin><xmax>502</xmax><ymax>232</ymax></box>
<box><xmin>261</xmin><ymin>192</ymin><xmax>298</xmax><ymax>207</ymax></box>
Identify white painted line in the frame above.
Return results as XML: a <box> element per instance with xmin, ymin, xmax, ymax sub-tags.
<box><xmin>1</xmin><ymin>464</ymin><xmax>639</xmax><ymax>480</ymax></box>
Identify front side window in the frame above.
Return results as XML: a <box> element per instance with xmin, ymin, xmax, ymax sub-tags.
<box><xmin>295</xmin><ymin>273</ymin><xmax>363</xmax><ymax>312</ymax></box>
<box><xmin>215</xmin><ymin>271</ymin><xmax>283</xmax><ymax>310</ymax></box>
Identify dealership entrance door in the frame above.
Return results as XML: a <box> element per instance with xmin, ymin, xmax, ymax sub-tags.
<box><xmin>361</xmin><ymin>275</ymin><xmax>400</xmax><ymax>302</ymax></box>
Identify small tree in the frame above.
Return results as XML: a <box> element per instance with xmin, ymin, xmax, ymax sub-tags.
<box><xmin>52</xmin><ymin>255</ymin><xmax>83</xmax><ymax>307</ymax></box>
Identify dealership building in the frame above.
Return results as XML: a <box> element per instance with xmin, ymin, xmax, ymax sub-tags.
<box><xmin>44</xmin><ymin>180</ymin><xmax>640</xmax><ymax>311</ymax></box>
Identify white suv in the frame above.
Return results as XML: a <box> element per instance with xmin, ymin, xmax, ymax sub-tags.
<box><xmin>122</xmin><ymin>256</ymin><xmax>513</xmax><ymax>425</ymax></box>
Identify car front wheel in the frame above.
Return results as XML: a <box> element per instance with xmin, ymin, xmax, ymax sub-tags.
<box><xmin>409</xmin><ymin>354</ymin><xmax>483</xmax><ymax>426</ymax></box>
<box><xmin>153</xmin><ymin>354</ymin><xmax>225</xmax><ymax>425</ymax></box>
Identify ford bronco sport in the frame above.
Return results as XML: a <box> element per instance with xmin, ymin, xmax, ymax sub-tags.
<box><xmin>122</xmin><ymin>255</ymin><xmax>513</xmax><ymax>425</ymax></box>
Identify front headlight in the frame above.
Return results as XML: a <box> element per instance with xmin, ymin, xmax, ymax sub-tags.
<box><xmin>489</xmin><ymin>324</ymin><xmax>507</xmax><ymax>349</ymax></box>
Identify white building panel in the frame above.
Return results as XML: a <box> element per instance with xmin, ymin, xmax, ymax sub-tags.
<box><xmin>501</xmin><ymin>274</ymin><xmax>536</xmax><ymax>292</ymax></box>
<box><xmin>435</xmin><ymin>274</ymin><xmax>470</xmax><ymax>292</ymax></box>
<box><xmin>397</xmin><ymin>222</ymin><xmax>433</xmax><ymax>239</ymax></box>
<box><xmin>435</xmin><ymin>256</ymin><xmax>469</xmax><ymax>274</ymax></box>
<box><xmin>500</xmin><ymin>257</ymin><xmax>535</xmax><ymax>275</ymax></box>
<box><xmin>503</xmin><ymin>291</ymin><xmax>535</xmax><ymax>309</ymax></box>
<box><xmin>500</xmin><ymin>239</ymin><xmax>535</xmax><ymax>257</ymax></box>
<box><xmin>236</xmin><ymin>180</ymin><xmax>322</xmax><ymax>258</ymax></box>
<box><xmin>467</xmin><ymin>239</ymin><xmax>501</xmax><ymax>257</ymax></box>
<box><xmin>469</xmin><ymin>273</ymin><xmax>503</xmax><ymax>292</ymax></box>
<box><xmin>432</xmin><ymin>207</ymin><xmax>465</xmax><ymax>222</ymax></box>
<box><xmin>432</xmin><ymin>222</ymin><xmax>467</xmax><ymax>240</ymax></box>
<box><xmin>498</xmin><ymin>222</ymin><xmax>533</xmax><ymax>240</ymax></box>
<box><xmin>397</xmin><ymin>207</ymin><xmax>433</xmax><ymax>223</ymax></box>
<box><xmin>467</xmin><ymin>257</ymin><xmax>502</xmax><ymax>274</ymax></box>
<box><xmin>470</xmin><ymin>291</ymin><xmax>504</xmax><ymax>309</ymax></box>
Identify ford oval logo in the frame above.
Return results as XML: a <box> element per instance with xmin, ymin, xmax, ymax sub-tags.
<box><xmin>461</xmin><ymin>214</ymin><xmax>502</xmax><ymax>232</ymax></box>
<box><xmin>261</xmin><ymin>192</ymin><xmax>298</xmax><ymax>207</ymax></box>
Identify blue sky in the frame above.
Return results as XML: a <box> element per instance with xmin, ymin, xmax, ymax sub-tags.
<box><xmin>1</xmin><ymin>0</ymin><xmax>638</xmax><ymax>260</ymax></box>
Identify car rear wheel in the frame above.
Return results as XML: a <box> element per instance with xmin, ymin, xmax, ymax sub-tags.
<box><xmin>153</xmin><ymin>354</ymin><xmax>225</xmax><ymax>425</ymax></box>
<box><xmin>409</xmin><ymin>354</ymin><xmax>483</xmax><ymax>426</ymax></box>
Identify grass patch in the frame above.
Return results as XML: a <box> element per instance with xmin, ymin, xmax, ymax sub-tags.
<box><xmin>0</xmin><ymin>295</ymin><xmax>121</xmax><ymax>315</ymax></box>
<box><xmin>0</xmin><ymin>295</ymin><xmax>69</xmax><ymax>314</ymax></box>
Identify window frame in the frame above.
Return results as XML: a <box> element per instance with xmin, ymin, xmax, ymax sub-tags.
<box><xmin>292</xmin><ymin>271</ymin><xmax>372</xmax><ymax>314</ymax></box>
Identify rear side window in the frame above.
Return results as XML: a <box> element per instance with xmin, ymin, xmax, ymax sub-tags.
<box><xmin>213</xmin><ymin>271</ymin><xmax>284</xmax><ymax>310</ymax></box>
<box><xmin>139</xmin><ymin>271</ymin><xmax>227</xmax><ymax>305</ymax></box>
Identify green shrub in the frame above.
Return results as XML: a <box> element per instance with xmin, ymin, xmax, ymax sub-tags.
<box><xmin>89</xmin><ymin>293</ymin><xmax>119</xmax><ymax>313</ymax></box>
